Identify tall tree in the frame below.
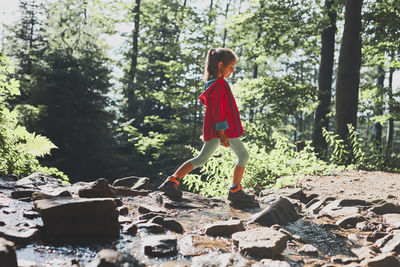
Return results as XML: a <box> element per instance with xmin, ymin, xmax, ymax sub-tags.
<box><xmin>312</xmin><ymin>0</ymin><xmax>337</xmax><ymax>157</ymax></box>
<box><xmin>335</xmin><ymin>0</ymin><xmax>362</xmax><ymax>140</ymax></box>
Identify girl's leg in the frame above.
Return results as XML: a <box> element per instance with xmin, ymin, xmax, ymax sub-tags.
<box><xmin>228</xmin><ymin>138</ymin><xmax>249</xmax><ymax>185</ymax></box>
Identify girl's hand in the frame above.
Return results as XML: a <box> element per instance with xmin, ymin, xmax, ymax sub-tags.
<box><xmin>220</xmin><ymin>136</ymin><xmax>230</xmax><ymax>147</ymax></box>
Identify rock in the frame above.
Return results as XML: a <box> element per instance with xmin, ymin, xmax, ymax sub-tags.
<box><xmin>122</xmin><ymin>223</ymin><xmax>138</xmax><ymax>236</ymax></box>
<box><xmin>17</xmin><ymin>173</ymin><xmax>63</xmax><ymax>188</ymax></box>
<box><xmin>87</xmin><ymin>249</ymin><xmax>145</xmax><ymax>267</ymax></box>
<box><xmin>366</xmin><ymin>231</ymin><xmax>387</xmax><ymax>242</ymax></box>
<box><xmin>78</xmin><ymin>178</ymin><xmax>116</xmax><ymax>198</ymax></box>
<box><xmin>23</xmin><ymin>211</ymin><xmax>40</xmax><ymax>219</ymax></box>
<box><xmin>351</xmin><ymin>246</ymin><xmax>378</xmax><ymax>259</ymax></box>
<box><xmin>298</xmin><ymin>244</ymin><xmax>319</xmax><ymax>256</ymax></box>
<box><xmin>138</xmin><ymin>204</ymin><xmax>166</xmax><ymax>214</ymax></box>
<box><xmin>331</xmin><ymin>254</ymin><xmax>360</xmax><ymax>265</ymax></box>
<box><xmin>369</xmin><ymin>202</ymin><xmax>400</xmax><ymax>215</ymax></box>
<box><xmin>360</xmin><ymin>252</ymin><xmax>400</xmax><ymax>267</ymax></box>
<box><xmin>150</xmin><ymin>216</ymin><xmax>184</xmax><ymax>234</ymax></box>
<box><xmin>143</xmin><ymin>234</ymin><xmax>177</xmax><ymax>258</ymax></box>
<box><xmin>259</xmin><ymin>188</ymin><xmax>306</xmax><ymax>201</ymax></box>
<box><xmin>0</xmin><ymin>238</ymin><xmax>18</xmax><ymax>267</ymax></box>
<box><xmin>34</xmin><ymin>197</ymin><xmax>119</xmax><ymax>242</ymax></box>
<box><xmin>251</xmin><ymin>197</ymin><xmax>299</xmax><ymax>226</ymax></box>
<box><xmin>191</xmin><ymin>252</ymin><xmax>251</xmax><ymax>267</ymax></box>
<box><xmin>232</xmin><ymin>227</ymin><xmax>288</xmax><ymax>259</ymax></box>
<box><xmin>204</xmin><ymin>219</ymin><xmax>245</xmax><ymax>237</ymax></box>
<box><xmin>138</xmin><ymin>212</ymin><xmax>166</xmax><ymax>221</ymax></box>
<box><xmin>11</xmin><ymin>190</ymin><xmax>37</xmax><ymax>199</ymax></box>
<box><xmin>31</xmin><ymin>191</ymin><xmax>72</xmax><ymax>200</ymax></box>
<box><xmin>137</xmin><ymin>222</ymin><xmax>165</xmax><ymax>234</ymax></box>
<box><xmin>0</xmin><ymin>226</ymin><xmax>39</xmax><ymax>245</ymax></box>
<box><xmin>118</xmin><ymin>206</ymin><xmax>129</xmax><ymax>215</ymax></box>
<box><xmin>336</xmin><ymin>215</ymin><xmax>366</xmax><ymax>229</ymax></box>
<box><xmin>383</xmin><ymin>214</ymin><xmax>400</xmax><ymax>229</ymax></box>
<box><xmin>306</xmin><ymin>196</ymin><xmax>336</xmax><ymax>214</ymax></box>
<box><xmin>374</xmin><ymin>230</ymin><xmax>400</xmax><ymax>253</ymax></box>
<box><xmin>154</xmin><ymin>191</ymin><xmax>205</xmax><ymax>209</ymax></box>
<box><xmin>319</xmin><ymin>199</ymin><xmax>361</xmax><ymax>217</ymax></box>
<box><xmin>112</xmin><ymin>186</ymin><xmax>151</xmax><ymax>197</ymax></box>
<box><xmin>258</xmin><ymin>259</ymin><xmax>290</xmax><ymax>267</ymax></box>
<box><xmin>356</xmin><ymin>221</ymin><xmax>376</xmax><ymax>231</ymax></box>
<box><xmin>112</xmin><ymin>176</ymin><xmax>150</xmax><ymax>190</ymax></box>
<box><xmin>178</xmin><ymin>234</ymin><xmax>230</xmax><ymax>257</ymax></box>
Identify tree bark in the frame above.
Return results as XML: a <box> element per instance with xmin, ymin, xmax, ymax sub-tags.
<box><xmin>386</xmin><ymin>67</ymin><xmax>394</xmax><ymax>150</ymax></box>
<box><xmin>335</xmin><ymin>0</ymin><xmax>362</xmax><ymax>140</ymax></box>
<box><xmin>312</xmin><ymin>0</ymin><xmax>337</xmax><ymax>156</ymax></box>
<box><xmin>372</xmin><ymin>65</ymin><xmax>384</xmax><ymax>144</ymax></box>
<box><xmin>222</xmin><ymin>0</ymin><xmax>231</xmax><ymax>47</ymax></box>
<box><xmin>127</xmin><ymin>0</ymin><xmax>141</xmax><ymax>119</ymax></box>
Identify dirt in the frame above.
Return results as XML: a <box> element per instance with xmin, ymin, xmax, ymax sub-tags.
<box><xmin>297</xmin><ymin>169</ymin><xmax>400</xmax><ymax>204</ymax></box>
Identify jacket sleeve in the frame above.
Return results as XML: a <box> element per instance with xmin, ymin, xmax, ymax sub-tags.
<box><xmin>210</xmin><ymin>84</ymin><xmax>229</xmax><ymax>131</ymax></box>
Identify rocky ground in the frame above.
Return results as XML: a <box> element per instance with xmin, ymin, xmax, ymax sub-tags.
<box><xmin>0</xmin><ymin>170</ymin><xmax>400</xmax><ymax>267</ymax></box>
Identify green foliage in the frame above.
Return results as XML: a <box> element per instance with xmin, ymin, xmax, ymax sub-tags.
<box><xmin>0</xmin><ymin>56</ymin><xmax>69</xmax><ymax>182</ymax></box>
<box><xmin>182</xmin><ymin>131</ymin><xmax>333</xmax><ymax>197</ymax></box>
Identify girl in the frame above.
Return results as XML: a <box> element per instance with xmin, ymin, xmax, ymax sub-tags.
<box><xmin>159</xmin><ymin>47</ymin><xmax>254</xmax><ymax>202</ymax></box>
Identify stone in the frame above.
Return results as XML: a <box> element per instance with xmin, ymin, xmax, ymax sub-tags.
<box><xmin>138</xmin><ymin>212</ymin><xmax>166</xmax><ymax>221</ymax></box>
<box><xmin>229</xmin><ymin>199</ymin><xmax>260</xmax><ymax>209</ymax></box>
<box><xmin>122</xmin><ymin>223</ymin><xmax>137</xmax><ymax>236</ymax></box>
<box><xmin>154</xmin><ymin>191</ymin><xmax>205</xmax><ymax>209</ymax></box>
<box><xmin>383</xmin><ymin>214</ymin><xmax>400</xmax><ymax>229</ymax></box>
<box><xmin>78</xmin><ymin>178</ymin><xmax>116</xmax><ymax>198</ymax></box>
<box><xmin>31</xmin><ymin>191</ymin><xmax>72</xmax><ymax>201</ymax></box>
<box><xmin>369</xmin><ymin>202</ymin><xmax>400</xmax><ymax>215</ymax></box>
<box><xmin>191</xmin><ymin>252</ymin><xmax>251</xmax><ymax>267</ymax></box>
<box><xmin>351</xmin><ymin>246</ymin><xmax>377</xmax><ymax>259</ymax></box>
<box><xmin>319</xmin><ymin>199</ymin><xmax>361</xmax><ymax>217</ymax></box>
<box><xmin>112</xmin><ymin>176</ymin><xmax>150</xmax><ymax>190</ymax></box>
<box><xmin>360</xmin><ymin>252</ymin><xmax>400</xmax><ymax>267</ymax></box>
<box><xmin>331</xmin><ymin>255</ymin><xmax>360</xmax><ymax>265</ymax></box>
<box><xmin>11</xmin><ymin>190</ymin><xmax>36</xmax><ymax>199</ymax></box>
<box><xmin>306</xmin><ymin>197</ymin><xmax>336</xmax><ymax>214</ymax></box>
<box><xmin>17</xmin><ymin>173</ymin><xmax>63</xmax><ymax>188</ymax></box>
<box><xmin>204</xmin><ymin>219</ymin><xmax>244</xmax><ymax>237</ymax></box>
<box><xmin>251</xmin><ymin>197</ymin><xmax>300</xmax><ymax>226</ymax></box>
<box><xmin>336</xmin><ymin>215</ymin><xmax>366</xmax><ymax>229</ymax></box>
<box><xmin>112</xmin><ymin>186</ymin><xmax>151</xmax><ymax>197</ymax></box>
<box><xmin>258</xmin><ymin>259</ymin><xmax>290</xmax><ymax>267</ymax></box>
<box><xmin>34</xmin><ymin>197</ymin><xmax>119</xmax><ymax>242</ymax></box>
<box><xmin>23</xmin><ymin>211</ymin><xmax>40</xmax><ymax>219</ymax></box>
<box><xmin>118</xmin><ymin>206</ymin><xmax>129</xmax><ymax>215</ymax></box>
<box><xmin>0</xmin><ymin>226</ymin><xmax>39</xmax><ymax>245</ymax></box>
<box><xmin>232</xmin><ymin>227</ymin><xmax>288</xmax><ymax>259</ymax></box>
<box><xmin>150</xmin><ymin>216</ymin><xmax>184</xmax><ymax>234</ymax></box>
<box><xmin>143</xmin><ymin>234</ymin><xmax>177</xmax><ymax>258</ymax></box>
<box><xmin>375</xmin><ymin>230</ymin><xmax>400</xmax><ymax>253</ymax></box>
<box><xmin>137</xmin><ymin>204</ymin><xmax>166</xmax><ymax>214</ymax></box>
<box><xmin>87</xmin><ymin>249</ymin><xmax>145</xmax><ymax>267</ymax></box>
<box><xmin>178</xmin><ymin>234</ymin><xmax>230</xmax><ymax>257</ymax></box>
<box><xmin>366</xmin><ymin>231</ymin><xmax>387</xmax><ymax>242</ymax></box>
<box><xmin>0</xmin><ymin>238</ymin><xmax>18</xmax><ymax>267</ymax></box>
<box><xmin>356</xmin><ymin>221</ymin><xmax>376</xmax><ymax>231</ymax></box>
<box><xmin>137</xmin><ymin>222</ymin><xmax>165</xmax><ymax>234</ymax></box>
<box><xmin>298</xmin><ymin>244</ymin><xmax>319</xmax><ymax>256</ymax></box>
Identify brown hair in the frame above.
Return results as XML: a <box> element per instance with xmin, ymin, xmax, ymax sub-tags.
<box><xmin>203</xmin><ymin>47</ymin><xmax>237</xmax><ymax>82</ymax></box>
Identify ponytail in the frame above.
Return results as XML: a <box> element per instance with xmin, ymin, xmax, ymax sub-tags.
<box><xmin>203</xmin><ymin>47</ymin><xmax>237</xmax><ymax>82</ymax></box>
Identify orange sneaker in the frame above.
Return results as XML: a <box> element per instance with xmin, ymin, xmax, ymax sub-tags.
<box><xmin>158</xmin><ymin>176</ymin><xmax>182</xmax><ymax>198</ymax></box>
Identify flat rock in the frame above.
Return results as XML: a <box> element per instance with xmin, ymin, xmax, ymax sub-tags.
<box><xmin>336</xmin><ymin>215</ymin><xmax>366</xmax><ymax>229</ymax></box>
<box><xmin>0</xmin><ymin>237</ymin><xmax>18</xmax><ymax>267</ymax></box>
<box><xmin>138</xmin><ymin>204</ymin><xmax>166</xmax><ymax>214</ymax></box>
<box><xmin>122</xmin><ymin>223</ymin><xmax>138</xmax><ymax>236</ymax></box>
<box><xmin>17</xmin><ymin>173</ymin><xmax>63</xmax><ymax>188</ymax></box>
<box><xmin>0</xmin><ymin>226</ymin><xmax>39</xmax><ymax>245</ymax></box>
<box><xmin>112</xmin><ymin>176</ymin><xmax>150</xmax><ymax>190</ymax></box>
<box><xmin>306</xmin><ymin>197</ymin><xmax>336</xmax><ymax>214</ymax></box>
<box><xmin>298</xmin><ymin>244</ymin><xmax>319</xmax><ymax>256</ymax></box>
<box><xmin>251</xmin><ymin>197</ymin><xmax>299</xmax><ymax>226</ymax></box>
<box><xmin>11</xmin><ymin>190</ymin><xmax>37</xmax><ymax>199</ymax></box>
<box><xmin>178</xmin><ymin>234</ymin><xmax>230</xmax><ymax>257</ymax></box>
<box><xmin>31</xmin><ymin>191</ymin><xmax>72</xmax><ymax>201</ymax></box>
<box><xmin>369</xmin><ymin>202</ymin><xmax>400</xmax><ymax>215</ymax></box>
<box><xmin>78</xmin><ymin>178</ymin><xmax>116</xmax><ymax>198</ymax></box>
<box><xmin>143</xmin><ymin>234</ymin><xmax>177</xmax><ymax>258</ymax></box>
<box><xmin>375</xmin><ymin>230</ymin><xmax>400</xmax><ymax>253</ymax></box>
<box><xmin>319</xmin><ymin>199</ymin><xmax>361</xmax><ymax>217</ymax></box>
<box><xmin>34</xmin><ymin>197</ymin><xmax>119</xmax><ymax>242</ymax></box>
<box><xmin>229</xmin><ymin>199</ymin><xmax>260</xmax><ymax>209</ymax></box>
<box><xmin>257</xmin><ymin>259</ymin><xmax>290</xmax><ymax>267</ymax></box>
<box><xmin>360</xmin><ymin>252</ymin><xmax>400</xmax><ymax>267</ymax></box>
<box><xmin>112</xmin><ymin>186</ymin><xmax>151</xmax><ymax>197</ymax></box>
<box><xmin>137</xmin><ymin>222</ymin><xmax>165</xmax><ymax>234</ymax></box>
<box><xmin>383</xmin><ymin>214</ymin><xmax>400</xmax><ymax>228</ymax></box>
<box><xmin>153</xmin><ymin>191</ymin><xmax>207</xmax><ymax>209</ymax></box>
<box><xmin>232</xmin><ymin>227</ymin><xmax>288</xmax><ymax>259</ymax></box>
<box><xmin>150</xmin><ymin>216</ymin><xmax>184</xmax><ymax>233</ymax></box>
<box><xmin>204</xmin><ymin>219</ymin><xmax>245</xmax><ymax>237</ymax></box>
<box><xmin>259</xmin><ymin>188</ymin><xmax>307</xmax><ymax>201</ymax></box>
<box><xmin>191</xmin><ymin>252</ymin><xmax>251</xmax><ymax>267</ymax></box>
<box><xmin>87</xmin><ymin>249</ymin><xmax>145</xmax><ymax>267</ymax></box>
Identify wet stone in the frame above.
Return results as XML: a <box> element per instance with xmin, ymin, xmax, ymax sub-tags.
<box><xmin>154</xmin><ymin>191</ymin><xmax>205</xmax><ymax>210</ymax></box>
<box><xmin>360</xmin><ymin>252</ymin><xmax>400</xmax><ymax>267</ymax></box>
<box><xmin>232</xmin><ymin>227</ymin><xmax>288</xmax><ymax>259</ymax></box>
<box><xmin>137</xmin><ymin>205</ymin><xmax>166</xmax><ymax>214</ymax></box>
<box><xmin>204</xmin><ymin>219</ymin><xmax>245</xmax><ymax>237</ymax></box>
<box><xmin>336</xmin><ymin>215</ymin><xmax>366</xmax><ymax>229</ymax></box>
<box><xmin>11</xmin><ymin>190</ymin><xmax>37</xmax><ymax>199</ymax></box>
<box><xmin>331</xmin><ymin>254</ymin><xmax>360</xmax><ymax>265</ymax></box>
<box><xmin>118</xmin><ymin>206</ymin><xmax>129</xmax><ymax>215</ymax></box>
<box><xmin>178</xmin><ymin>234</ymin><xmax>230</xmax><ymax>257</ymax></box>
<box><xmin>0</xmin><ymin>226</ymin><xmax>39</xmax><ymax>246</ymax></box>
<box><xmin>0</xmin><ymin>237</ymin><xmax>18</xmax><ymax>267</ymax></box>
<box><xmin>369</xmin><ymin>202</ymin><xmax>400</xmax><ymax>215</ymax></box>
<box><xmin>143</xmin><ymin>234</ymin><xmax>177</xmax><ymax>258</ymax></box>
<box><xmin>298</xmin><ymin>244</ymin><xmax>319</xmax><ymax>256</ymax></box>
<box><xmin>87</xmin><ymin>249</ymin><xmax>145</xmax><ymax>267</ymax></box>
<box><xmin>191</xmin><ymin>252</ymin><xmax>251</xmax><ymax>267</ymax></box>
<box><xmin>137</xmin><ymin>222</ymin><xmax>165</xmax><ymax>234</ymax></box>
<box><xmin>78</xmin><ymin>178</ymin><xmax>116</xmax><ymax>198</ymax></box>
<box><xmin>23</xmin><ymin>211</ymin><xmax>40</xmax><ymax>219</ymax></box>
<box><xmin>251</xmin><ymin>197</ymin><xmax>299</xmax><ymax>226</ymax></box>
<box><xmin>150</xmin><ymin>216</ymin><xmax>184</xmax><ymax>234</ymax></box>
<box><xmin>138</xmin><ymin>212</ymin><xmax>166</xmax><ymax>221</ymax></box>
<box><xmin>122</xmin><ymin>222</ymin><xmax>138</xmax><ymax>236</ymax></box>
<box><xmin>366</xmin><ymin>231</ymin><xmax>387</xmax><ymax>242</ymax></box>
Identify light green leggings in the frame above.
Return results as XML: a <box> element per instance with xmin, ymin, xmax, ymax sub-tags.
<box><xmin>189</xmin><ymin>137</ymin><xmax>249</xmax><ymax>169</ymax></box>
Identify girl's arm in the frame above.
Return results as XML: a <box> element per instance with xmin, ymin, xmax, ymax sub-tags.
<box><xmin>217</xmin><ymin>129</ymin><xmax>230</xmax><ymax>147</ymax></box>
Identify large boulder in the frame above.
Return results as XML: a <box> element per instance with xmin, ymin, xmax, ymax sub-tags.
<box><xmin>87</xmin><ymin>249</ymin><xmax>145</xmax><ymax>267</ymax></box>
<box><xmin>251</xmin><ymin>197</ymin><xmax>300</xmax><ymax>226</ymax></box>
<box><xmin>232</xmin><ymin>227</ymin><xmax>288</xmax><ymax>259</ymax></box>
<box><xmin>34</xmin><ymin>197</ymin><xmax>119</xmax><ymax>242</ymax></box>
<box><xmin>0</xmin><ymin>238</ymin><xmax>18</xmax><ymax>267</ymax></box>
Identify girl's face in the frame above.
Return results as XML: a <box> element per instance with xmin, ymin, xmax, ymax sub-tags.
<box><xmin>218</xmin><ymin>60</ymin><xmax>236</xmax><ymax>78</ymax></box>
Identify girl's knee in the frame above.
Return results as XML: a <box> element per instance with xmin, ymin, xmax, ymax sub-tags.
<box><xmin>238</xmin><ymin>150</ymin><xmax>249</xmax><ymax>167</ymax></box>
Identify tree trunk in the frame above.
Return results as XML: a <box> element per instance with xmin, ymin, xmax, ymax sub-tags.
<box><xmin>222</xmin><ymin>0</ymin><xmax>231</xmax><ymax>47</ymax></box>
<box><xmin>386</xmin><ymin>67</ymin><xmax>394</xmax><ymax>150</ymax></box>
<box><xmin>335</xmin><ymin>0</ymin><xmax>362</xmax><ymax>140</ymax></box>
<box><xmin>127</xmin><ymin>0</ymin><xmax>141</xmax><ymax>119</ymax></box>
<box><xmin>372</xmin><ymin>65</ymin><xmax>384</xmax><ymax>144</ymax></box>
<box><xmin>312</xmin><ymin>0</ymin><xmax>337</xmax><ymax>157</ymax></box>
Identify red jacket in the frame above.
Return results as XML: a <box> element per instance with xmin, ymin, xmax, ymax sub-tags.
<box><xmin>199</xmin><ymin>78</ymin><xmax>244</xmax><ymax>142</ymax></box>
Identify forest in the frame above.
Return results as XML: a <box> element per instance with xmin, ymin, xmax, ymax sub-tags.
<box><xmin>0</xmin><ymin>0</ymin><xmax>399</xmax><ymax>196</ymax></box>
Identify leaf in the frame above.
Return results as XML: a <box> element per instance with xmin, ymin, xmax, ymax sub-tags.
<box><xmin>24</xmin><ymin>133</ymin><xmax>58</xmax><ymax>157</ymax></box>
